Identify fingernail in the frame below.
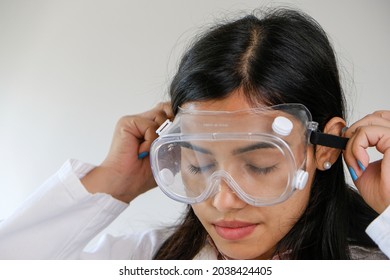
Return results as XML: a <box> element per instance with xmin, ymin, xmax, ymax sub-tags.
<box><xmin>348</xmin><ymin>166</ymin><xmax>358</xmax><ymax>181</ymax></box>
<box><xmin>138</xmin><ymin>151</ymin><xmax>149</xmax><ymax>159</ymax></box>
<box><xmin>357</xmin><ymin>160</ymin><xmax>366</xmax><ymax>172</ymax></box>
<box><xmin>341</xmin><ymin>126</ymin><xmax>348</xmax><ymax>134</ymax></box>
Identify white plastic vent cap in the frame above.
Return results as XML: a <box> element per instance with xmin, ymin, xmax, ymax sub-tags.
<box><xmin>159</xmin><ymin>168</ymin><xmax>175</xmax><ymax>185</ymax></box>
<box><xmin>294</xmin><ymin>169</ymin><xmax>309</xmax><ymax>190</ymax></box>
<box><xmin>272</xmin><ymin>116</ymin><xmax>293</xmax><ymax>136</ymax></box>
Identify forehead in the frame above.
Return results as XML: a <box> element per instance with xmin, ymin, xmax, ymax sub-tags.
<box><xmin>181</xmin><ymin>90</ymin><xmax>254</xmax><ymax>112</ymax></box>
<box><xmin>175</xmin><ymin>91</ymin><xmax>310</xmax><ymax>140</ymax></box>
<box><xmin>180</xmin><ymin>110</ymin><xmax>277</xmax><ymax>134</ymax></box>
<box><xmin>179</xmin><ymin>105</ymin><xmax>305</xmax><ymax>136</ymax></box>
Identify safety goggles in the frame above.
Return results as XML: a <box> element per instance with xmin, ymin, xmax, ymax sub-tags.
<box><xmin>150</xmin><ymin>103</ymin><xmax>347</xmax><ymax>206</ymax></box>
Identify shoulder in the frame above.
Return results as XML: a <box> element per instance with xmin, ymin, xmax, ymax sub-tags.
<box><xmin>86</xmin><ymin>227</ymin><xmax>175</xmax><ymax>260</ymax></box>
<box><xmin>193</xmin><ymin>242</ymin><xmax>218</xmax><ymax>260</ymax></box>
<box><xmin>349</xmin><ymin>245</ymin><xmax>389</xmax><ymax>260</ymax></box>
<box><xmin>123</xmin><ymin>227</ymin><xmax>175</xmax><ymax>259</ymax></box>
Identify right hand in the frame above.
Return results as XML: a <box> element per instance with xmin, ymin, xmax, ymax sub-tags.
<box><xmin>81</xmin><ymin>102</ymin><xmax>173</xmax><ymax>203</ymax></box>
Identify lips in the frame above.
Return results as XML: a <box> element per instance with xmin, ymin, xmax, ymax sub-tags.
<box><xmin>213</xmin><ymin>220</ymin><xmax>258</xmax><ymax>240</ymax></box>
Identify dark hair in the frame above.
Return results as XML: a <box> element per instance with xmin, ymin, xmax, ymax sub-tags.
<box><xmin>154</xmin><ymin>8</ymin><xmax>378</xmax><ymax>259</ymax></box>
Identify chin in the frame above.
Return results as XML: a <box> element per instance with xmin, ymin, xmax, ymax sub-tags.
<box><xmin>216</xmin><ymin>241</ymin><xmax>272</xmax><ymax>260</ymax></box>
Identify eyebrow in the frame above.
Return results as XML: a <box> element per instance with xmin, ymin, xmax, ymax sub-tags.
<box><xmin>232</xmin><ymin>142</ymin><xmax>276</xmax><ymax>155</ymax></box>
<box><xmin>179</xmin><ymin>142</ymin><xmax>213</xmax><ymax>155</ymax></box>
<box><xmin>179</xmin><ymin>141</ymin><xmax>275</xmax><ymax>155</ymax></box>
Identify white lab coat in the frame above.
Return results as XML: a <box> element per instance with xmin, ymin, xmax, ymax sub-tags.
<box><xmin>0</xmin><ymin>159</ymin><xmax>217</xmax><ymax>259</ymax></box>
<box><xmin>0</xmin><ymin>159</ymin><xmax>389</xmax><ymax>259</ymax></box>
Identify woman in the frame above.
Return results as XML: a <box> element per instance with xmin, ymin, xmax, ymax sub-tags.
<box><xmin>0</xmin><ymin>8</ymin><xmax>389</xmax><ymax>259</ymax></box>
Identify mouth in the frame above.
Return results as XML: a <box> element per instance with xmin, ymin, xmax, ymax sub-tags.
<box><xmin>212</xmin><ymin>220</ymin><xmax>258</xmax><ymax>241</ymax></box>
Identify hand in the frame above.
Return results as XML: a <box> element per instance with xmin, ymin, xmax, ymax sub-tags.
<box><xmin>81</xmin><ymin>102</ymin><xmax>173</xmax><ymax>203</ymax></box>
<box><xmin>343</xmin><ymin>110</ymin><xmax>390</xmax><ymax>213</ymax></box>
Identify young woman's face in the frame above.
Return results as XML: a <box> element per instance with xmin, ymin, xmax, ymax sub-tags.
<box><xmin>186</xmin><ymin>91</ymin><xmax>316</xmax><ymax>260</ymax></box>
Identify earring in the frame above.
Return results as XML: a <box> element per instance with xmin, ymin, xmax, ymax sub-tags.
<box><xmin>323</xmin><ymin>161</ymin><xmax>332</xmax><ymax>170</ymax></box>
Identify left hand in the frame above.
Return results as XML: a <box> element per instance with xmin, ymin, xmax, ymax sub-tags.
<box><xmin>343</xmin><ymin>110</ymin><xmax>390</xmax><ymax>214</ymax></box>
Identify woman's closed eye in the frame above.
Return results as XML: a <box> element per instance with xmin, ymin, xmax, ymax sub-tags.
<box><xmin>187</xmin><ymin>163</ymin><xmax>216</xmax><ymax>175</ymax></box>
<box><xmin>246</xmin><ymin>163</ymin><xmax>278</xmax><ymax>175</ymax></box>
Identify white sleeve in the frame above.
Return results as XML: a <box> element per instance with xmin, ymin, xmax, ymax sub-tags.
<box><xmin>366</xmin><ymin>205</ymin><xmax>390</xmax><ymax>258</ymax></box>
<box><xmin>0</xmin><ymin>159</ymin><xmax>128</xmax><ymax>259</ymax></box>
<box><xmin>82</xmin><ymin>228</ymin><xmax>173</xmax><ymax>260</ymax></box>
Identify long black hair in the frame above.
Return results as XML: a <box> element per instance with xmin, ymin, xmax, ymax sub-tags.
<box><xmin>154</xmin><ymin>8</ymin><xmax>378</xmax><ymax>259</ymax></box>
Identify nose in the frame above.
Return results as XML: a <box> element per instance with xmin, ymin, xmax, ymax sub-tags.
<box><xmin>211</xmin><ymin>178</ymin><xmax>247</xmax><ymax>212</ymax></box>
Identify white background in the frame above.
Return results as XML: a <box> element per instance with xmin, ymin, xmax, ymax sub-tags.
<box><xmin>1</xmin><ymin>0</ymin><xmax>389</xmax><ymax>235</ymax></box>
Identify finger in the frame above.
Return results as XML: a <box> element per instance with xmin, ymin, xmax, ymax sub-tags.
<box><xmin>115</xmin><ymin>116</ymin><xmax>159</xmax><ymax>155</ymax></box>
<box><xmin>138</xmin><ymin>121</ymin><xmax>161</xmax><ymax>155</ymax></box>
<box><xmin>119</xmin><ymin>104</ymin><xmax>172</xmax><ymax>139</ymax></box>
<box><xmin>141</xmin><ymin>102</ymin><xmax>173</xmax><ymax>122</ymax></box>
<box><xmin>344</xmin><ymin>111</ymin><xmax>390</xmax><ymax>138</ymax></box>
<box><xmin>156</xmin><ymin>101</ymin><xmax>174</xmax><ymax>119</ymax></box>
<box><xmin>383</xmin><ymin>148</ymin><xmax>390</xmax><ymax>184</ymax></box>
<box><xmin>372</xmin><ymin>110</ymin><xmax>390</xmax><ymax>120</ymax></box>
<box><xmin>344</xmin><ymin>125</ymin><xmax>390</xmax><ymax>178</ymax></box>
<box><xmin>349</xmin><ymin>126</ymin><xmax>390</xmax><ymax>157</ymax></box>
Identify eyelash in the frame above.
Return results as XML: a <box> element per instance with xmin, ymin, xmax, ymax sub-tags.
<box><xmin>246</xmin><ymin>164</ymin><xmax>277</xmax><ymax>175</ymax></box>
<box><xmin>188</xmin><ymin>163</ymin><xmax>277</xmax><ymax>176</ymax></box>
<box><xmin>187</xmin><ymin>164</ymin><xmax>215</xmax><ymax>174</ymax></box>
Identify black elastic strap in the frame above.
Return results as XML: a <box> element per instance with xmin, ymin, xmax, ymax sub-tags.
<box><xmin>310</xmin><ymin>131</ymin><xmax>349</xmax><ymax>150</ymax></box>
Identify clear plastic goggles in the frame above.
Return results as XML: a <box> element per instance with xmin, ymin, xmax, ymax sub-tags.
<box><xmin>150</xmin><ymin>103</ymin><xmax>347</xmax><ymax>206</ymax></box>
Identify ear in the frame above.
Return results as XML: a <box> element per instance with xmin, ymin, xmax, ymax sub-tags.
<box><xmin>315</xmin><ymin>117</ymin><xmax>346</xmax><ymax>170</ymax></box>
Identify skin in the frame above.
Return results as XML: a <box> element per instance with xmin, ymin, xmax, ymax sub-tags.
<box><xmin>183</xmin><ymin>92</ymin><xmax>315</xmax><ymax>259</ymax></box>
<box><xmin>81</xmin><ymin>90</ymin><xmax>390</xmax><ymax>259</ymax></box>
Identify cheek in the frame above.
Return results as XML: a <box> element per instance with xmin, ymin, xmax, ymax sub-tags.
<box><xmin>282</xmin><ymin>190</ymin><xmax>310</xmax><ymax>220</ymax></box>
<box><xmin>267</xmin><ymin>190</ymin><xmax>310</xmax><ymax>232</ymax></box>
<box><xmin>191</xmin><ymin>203</ymin><xmax>209</xmax><ymax>226</ymax></box>
<box><xmin>305</xmin><ymin>147</ymin><xmax>317</xmax><ymax>184</ymax></box>
<box><xmin>266</xmin><ymin>172</ymin><xmax>313</xmax><ymax>233</ymax></box>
